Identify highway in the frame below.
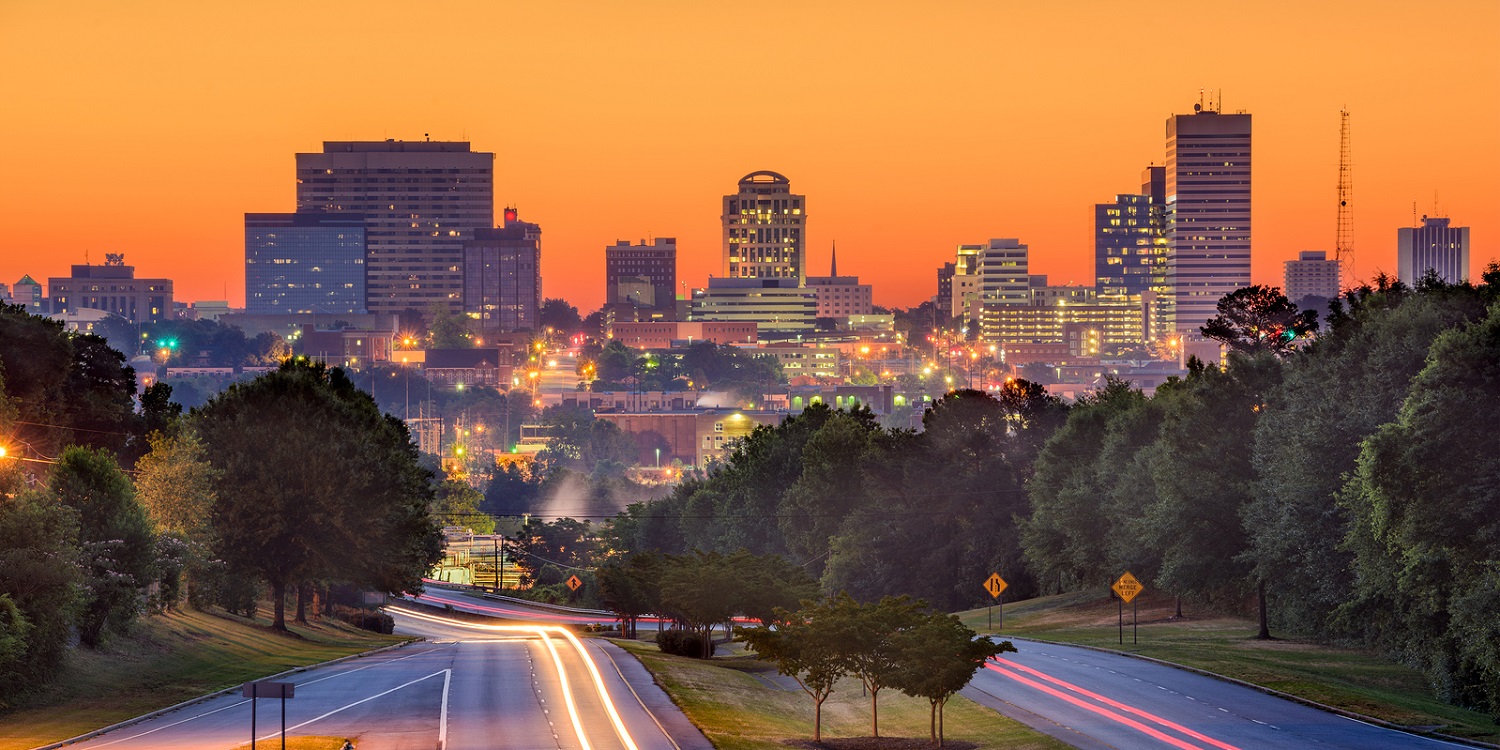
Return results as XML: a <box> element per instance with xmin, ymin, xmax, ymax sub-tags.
<box><xmin>62</xmin><ymin>607</ymin><xmax>710</xmax><ymax>750</ymax></box>
<box><xmin>964</xmin><ymin>637</ymin><xmax>1470</xmax><ymax>750</ymax></box>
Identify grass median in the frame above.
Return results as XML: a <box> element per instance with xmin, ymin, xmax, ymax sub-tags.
<box><xmin>0</xmin><ymin>607</ymin><xmax>406</xmax><ymax>750</ymax></box>
<box><xmin>959</xmin><ymin>590</ymin><xmax>1499</xmax><ymax>744</ymax></box>
<box><xmin>613</xmin><ymin>638</ymin><xmax>1070</xmax><ymax>750</ymax></box>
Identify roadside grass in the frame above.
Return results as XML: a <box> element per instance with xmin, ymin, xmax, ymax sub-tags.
<box><xmin>613</xmin><ymin>638</ymin><xmax>1070</xmax><ymax>750</ymax></box>
<box><xmin>0</xmin><ymin>607</ymin><xmax>407</xmax><ymax>750</ymax></box>
<box><xmin>960</xmin><ymin>590</ymin><xmax>1500</xmax><ymax>743</ymax></box>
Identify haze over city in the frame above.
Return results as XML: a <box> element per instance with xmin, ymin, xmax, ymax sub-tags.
<box><xmin>2</xmin><ymin>0</ymin><xmax>1495</xmax><ymax>308</ymax></box>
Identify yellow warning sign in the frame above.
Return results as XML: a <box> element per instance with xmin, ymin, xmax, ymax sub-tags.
<box><xmin>983</xmin><ymin>573</ymin><xmax>1008</xmax><ymax>598</ymax></box>
<box><xmin>566</xmin><ymin>575</ymin><xmax>583</xmax><ymax>591</ymax></box>
<box><xmin>1112</xmin><ymin>571</ymin><xmax>1143</xmax><ymax>603</ymax></box>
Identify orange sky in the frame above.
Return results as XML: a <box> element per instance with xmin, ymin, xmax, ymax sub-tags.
<box><xmin>1</xmin><ymin>1</ymin><xmax>1496</xmax><ymax>312</ymax></box>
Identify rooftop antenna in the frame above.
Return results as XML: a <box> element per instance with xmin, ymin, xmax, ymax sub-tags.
<box><xmin>1335</xmin><ymin>108</ymin><xmax>1354</xmax><ymax>286</ymax></box>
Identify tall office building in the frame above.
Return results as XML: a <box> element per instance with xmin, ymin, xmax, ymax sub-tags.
<box><xmin>1284</xmin><ymin>251</ymin><xmax>1341</xmax><ymax>304</ymax></box>
<box><xmin>949</xmin><ymin>244</ymin><xmax>983</xmax><ymax>322</ymax></box>
<box><xmin>48</xmin><ymin>256</ymin><xmax>172</xmax><ymax>324</ymax></box>
<box><xmin>722</xmin><ymin>171</ymin><xmax>806</xmax><ymax>281</ymax></box>
<box><xmin>295</xmin><ymin>140</ymin><xmax>494</xmax><ymax>318</ymax></box>
<box><xmin>1397</xmin><ymin>216</ymin><xmax>1470</xmax><ymax>285</ymax></box>
<box><xmin>606</xmin><ymin>238</ymin><xmax>677</xmax><ymax>310</ymax></box>
<box><xmin>463</xmin><ymin>209</ymin><xmax>542</xmax><ymax>333</ymax></box>
<box><xmin>1165</xmin><ymin>106</ymin><xmax>1252</xmax><ymax>332</ymax></box>
<box><xmin>245</xmin><ymin>212</ymin><xmax>367</xmax><ymax>315</ymax></box>
<box><xmin>936</xmin><ymin>262</ymin><xmax>956</xmax><ymax>315</ymax></box>
<box><xmin>691</xmin><ymin>278</ymin><xmax>817</xmax><ymax>339</ymax></box>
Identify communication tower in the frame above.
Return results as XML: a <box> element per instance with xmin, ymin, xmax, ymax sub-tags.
<box><xmin>1335</xmin><ymin>109</ymin><xmax>1354</xmax><ymax>285</ymax></box>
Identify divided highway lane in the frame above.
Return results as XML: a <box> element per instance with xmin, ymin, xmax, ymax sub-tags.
<box><xmin>963</xmin><ymin>638</ymin><xmax>1469</xmax><ymax>750</ymax></box>
<box><xmin>62</xmin><ymin>608</ymin><xmax>708</xmax><ymax>750</ymax></box>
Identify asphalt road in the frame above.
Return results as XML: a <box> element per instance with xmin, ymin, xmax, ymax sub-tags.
<box><xmin>62</xmin><ymin>608</ymin><xmax>710</xmax><ymax>750</ymax></box>
<box><xmin>963</xmin><ymin>637</ymin><xmax>1470</xmax><ymax>750</ymax></box>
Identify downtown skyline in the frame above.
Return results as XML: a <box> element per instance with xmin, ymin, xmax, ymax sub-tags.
<box><xmin>2</xmin><ymin>1</ymin><xmax>1496</xmax><ymax>310</ymax></box>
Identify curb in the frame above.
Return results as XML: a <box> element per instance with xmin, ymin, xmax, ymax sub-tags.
<box><xmin>33</xmin><ymin>634</ymin><xmax>423</xmax><ymax>750</ymax></box>
<box><xmin>999</xmin><ymin>634</ymin><xmax>1499</xmax><ymax>750</ymax></box>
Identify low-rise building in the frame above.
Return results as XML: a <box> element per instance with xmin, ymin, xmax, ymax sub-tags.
<box><xmin>424</xmin><ymin>347</ymin><xmax>514</xmax><ymax>389</ymax></box>
<box><xmin>609</xmin><ymin>321</ymin><xmax>757</xmax><ymax>349</ymax></box>
<box><xmin>691</xmin><ymin>278</ymin><xmax>816</xmax><ymax>340</ymax></box>
<box><xmin>48</xmin><ymin>256</ymin><xmax>172</xmax><ymax>324</ymax></box>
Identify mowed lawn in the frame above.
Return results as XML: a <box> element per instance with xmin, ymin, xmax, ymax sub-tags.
<box><xmin>0</xmin><ymin>607</ymin><xmax>406</xmax><ymax>750</ymax></box>
<box><xmin>958</xmin><ymin>590</ymin><xmax>1500</xmax><ymax>744</ymax></box>
<box><xmin>614</xmin><ymin>639</ymin><xmax>1070</xmax><ymax>750</ymax></box>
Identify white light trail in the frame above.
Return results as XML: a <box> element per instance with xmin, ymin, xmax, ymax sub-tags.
<box><xmin>388</xmin><ymin>606</ymin><xmax>639</xmax><ymax>750</ymax></box>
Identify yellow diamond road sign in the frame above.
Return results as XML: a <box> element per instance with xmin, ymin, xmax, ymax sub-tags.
<box><xmin>566</xmin><ymin>575</ymin><xmax>583</xmax><ymax>591</ymax></box>
<box><xmin>984</xmin><ymin>573</ymin><xmax>1007</xmax><ymax>598</ymax></box>
<box><xmin>1112</xmin><ymin>571</ymin><xmax>1143</xmax><ymax>603</ymax></box>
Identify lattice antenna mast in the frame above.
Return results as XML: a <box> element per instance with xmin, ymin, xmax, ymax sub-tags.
<box><xmin>1335</xmin><ymin>109</ymin><xmax>1354</xmax><ymax>285</ymax></box>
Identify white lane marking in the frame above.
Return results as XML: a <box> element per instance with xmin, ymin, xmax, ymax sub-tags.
<box><xmin>259</xmin><ymin>668</ymin><xmax>449</xmax><ymax>740</ymax></box>
<box><xmin>83</xmin><ymin>646</ymin><xmax>441</xmax><ymax>748</ymax></box>
<box><xmin>439</xmin><ymin>666</ymin><xmax>451</xmax><ymax>749</ymax></box>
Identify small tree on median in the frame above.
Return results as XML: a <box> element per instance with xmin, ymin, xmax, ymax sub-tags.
<box><xmin>831</xmin><ymin>593</ymin><xmax>925</xmax><ymax>738</ymax></box>
<box><xmin>892</xmin><ymin>613</ymin><xmax>1014</xmax><ymax>747</ymax></box>
<box><xmin>738</xmin><ymin>599</ymin><xmax>850</xmax><ymax>742</ymax></box>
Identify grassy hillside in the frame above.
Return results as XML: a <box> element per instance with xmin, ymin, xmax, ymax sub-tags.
<box><xmin>960</xmin><ymin>590</ymin><xmax>1499</xmax><ymax>744</ymax></box>
<box><xmin>0</xmin><ymin>608</ymin><xmax>404</xmax><ymax>750</ymax></box>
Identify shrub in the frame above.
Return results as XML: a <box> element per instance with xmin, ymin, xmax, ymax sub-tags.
<box><xmin>656</xmin><ymin>628</ymin><xmax>711</xmax><ymax>658</ymax></box>
<box><xmin>332</xmin><ymin>605</ymin><xmax>393</xmax><ymax>634</ymax></box>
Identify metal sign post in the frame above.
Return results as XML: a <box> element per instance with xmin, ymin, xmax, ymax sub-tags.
<box><xmin>242</xmin><ymin>680</ymin><xmax>295</xmax><ymax>750</ymax></box>
<box><xmin>1110</xmin><ymin>572</ymin><xmax>1144</xmax><ymax>646</ymax></box>
<box><xmin>983</xmin><ymin>573</ymin><xmax>1007</xmax><ymax>632</ymax></box>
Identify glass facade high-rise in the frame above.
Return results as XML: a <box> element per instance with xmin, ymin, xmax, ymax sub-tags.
<box><xmin>722</xmin><ymin>171</ymin><xmax>806</xmax><ymax>282</ymax></box>
<box><xmin>295</xmin><ymin>140</ymin><xmax>494</xmax><ymax>318</ymax></box>
<box><xmin>1165</xmin><ymin>107</ymin><xmax>1252</xmax><ymax>332</ymax></box>
<box><xmin>463</xmin><ymin>211</ymin><xmax>542</xmax><ymax>333</ymax></box>
<box><xmin>1095</xmin><ymin>194</ymin><xmax>1156</xmax><ymax>296</ymax></box>
<box><xmin>244</xmin><ymin>212</ymin><xmax>367</xmax><ymax>315</ymax></box>
<box><xmin>1397</xmin><ymin>216</ymin><xmax>1470</xmax><ymax>285</ymax></box>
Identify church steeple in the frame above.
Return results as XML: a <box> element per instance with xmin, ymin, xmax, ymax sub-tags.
<box><xmin>830</xmin><ymin>241</ymin><xmax>838</xmax><ymax>277</ymax></box>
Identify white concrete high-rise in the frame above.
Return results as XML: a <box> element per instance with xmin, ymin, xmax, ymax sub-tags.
<box><xmin>1284</xmin><ymin>251</ymin><xmax>1341</xmax><ymax>304</ymax></box>
<box><xmin>1164</xmin><ymin>106</ymin><xmax>1252</xmax><ymax>332</ymax></box>
<box><xmin>1397</xmin><ymin>216</ymin><xmax>1471</xmax><ymax>285</ymax></box>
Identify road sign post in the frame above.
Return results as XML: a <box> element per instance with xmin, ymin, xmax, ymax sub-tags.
<box><xmin>242</xmin><ymin>680</ymin><xmax>295</xmax><ymax>750</ymax></box>
<box><xmin>1110</xmin><ymin>572</ymin><xmax>1144</xmax><ymax>646</ymax></box>
<box><xmin>983</xmin><ymin>573</ymin><xmax>1007</xmax><ymax>632</ymax></box>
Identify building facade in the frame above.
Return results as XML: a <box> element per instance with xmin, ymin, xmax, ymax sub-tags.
<box><xmin>608</xmin><ymin>321</ymin><xmax>757</xmax><ymax>349</ymax></box>
<box><xmin>244</xmin><ymin>212</ymin><xmax>367</xmax><ymax>315</ymax></box>
<box><xmin>805</xmin><ymin>276</ymin><xmax>873</xmax><ymax>318</ymax></box>
<box><xmin>691</xmin><ymin>278</ymin><xmax>816</xmax><ymax>339</ymax></box>
<box><xmin>295</xmin><ymin>140</ymin><xmax>494</xmax><ymax>318</ymax></box>
<box><xmin>462</xmin><ymin>211</ymin><xmax>542</xmax><ymax>333</ymax></box>
<box><xmin>1284</xmin><ymin>250</ymin><xmax>1342</xmax><ymax>303</ymax></box>
<box><xmin>1165</xmin><ymin>107</ymin><xmax>1252</xmax><ymax>332</ymax></box>
<box><xmin>48</xmin><ymin>257</ymin><xmax>172</xmax><ymax>324</ymax></box>
<box><xmin>606</xmin><ymin>238</ymin><xmax>676</xmax><ymax>311</ymax></box>
<box><xmin>722</xmin><ymin>171</ymin><xmax>806</xmax><ymax>281</ymax></box>
<box><xmin>979</xmin><ymin>238</ymin><xmax>1030</xmax><ymax>306</ymax></box>
<box><xmin>1397</xmin><ymin>216</ymin><xmax>1471</xmax><ymax>285</ymax></box>
<box><xmin>1096</xmin><ymin>193</ymin><xmax>1159</xmax><ymax>297</ymax></box>
<box><xmin>936</xmin><ymin>262</ymin><xmax>956</xmax><ymax>316</ymax></box>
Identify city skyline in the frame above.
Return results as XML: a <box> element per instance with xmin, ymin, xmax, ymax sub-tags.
<box><xmin>1</xmin><ymin>1</ymin><xmax>1496</xmax><ymax>310</ymax></box>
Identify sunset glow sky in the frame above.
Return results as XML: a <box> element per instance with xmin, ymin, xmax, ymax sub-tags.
<box><xmin>2</xmin><ymin>1</ymin><xmax>1496</xmax><ymax>311</ymax></box>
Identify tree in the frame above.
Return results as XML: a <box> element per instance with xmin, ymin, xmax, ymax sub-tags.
<box><xmin>892</xmin><ymin>613</ymin><xmax>1013</xmax><ymax>746</ymax></box>
<box><xmin>738</xmin><ymin>598</ymin><xmax>851</xmax><ymax>742</ymax></box>
<box><xmin>539</xmin><ymin>298</ymin><xmax>583</xmax><ymax>334</ymax></box>
<box><xmin>596</xmin><ymin>552</ymin><xmax>662</xmax><ymax>639</ymax></box>
<box><xmin>659</xmin><ymin>551</ymin><xmax>741</xmax><ymax>658</ymax></box>
<box><xmin>134</xmin><ymin>429</ymin><xmax>219</xmax><ymax>609</ymax></box>
<box><xmin>0</xmin><ymin>488</ymin><xmax>82</xmax><ymax>700</ymax></box>
<box><xmin>431</xmin><ymin>478</ymin><xmax>495</xmax><ymax>535</ymax></box>
<box><xmin>426</xmin><ymin>301</ymin><xmax>475</xmax><ymax>348</ymax></box>
<box><xmin>1339</xmin><ymin>303</ymin><xmax>1500</xmax><ymax>715</ymax></box>
<box><xmin>1200</xmin><ymin>285</ymin><xmax>1318</xmax><ymax>356</ymax></box>
<box><xmin>834</xmin><ymin>594</ymin><xmax>925</xmax><ymax>738</ymax></box>
<box><xmin>49</xmin><ymin>446</ymin><xmax>155</xmax><ymax>647</ymax></box>
<box><xmin>195</xmin><ymin>360</ymin><xmax>442</xmax><ymax>630</ymax></box>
